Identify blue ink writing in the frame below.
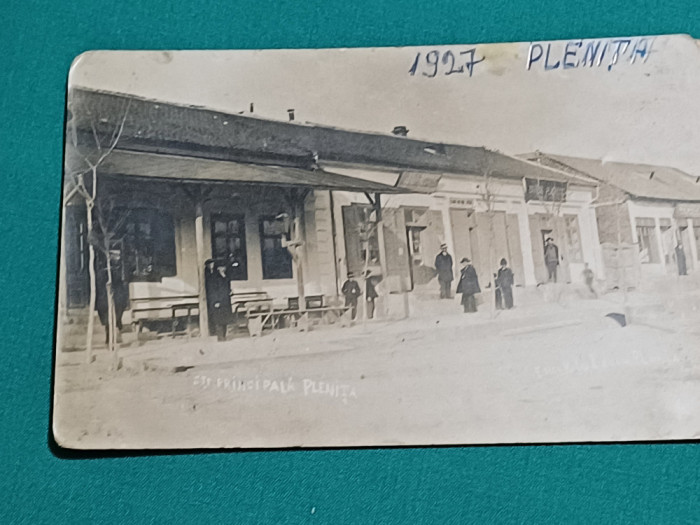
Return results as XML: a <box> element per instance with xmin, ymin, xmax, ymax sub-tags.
<box><xmin>409</xmin><ymin>48</ymin><xmax>485</xmax><ymax>78</ymax></box>
<box><xmin>527</xmin><ymin>37</ymin><xmax>654</xmax><ymax>72</ymax></box>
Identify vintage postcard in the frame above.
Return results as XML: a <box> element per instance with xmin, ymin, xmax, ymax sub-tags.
<box><xmin>54</xmin><ymin>35</ymin><xmax>700</xmax><ymax>449</ymax></box>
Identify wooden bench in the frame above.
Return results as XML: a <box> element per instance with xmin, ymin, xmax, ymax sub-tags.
<box><xmin>129</xmin><ymin>295</ymin><xmax>200</xmax><ymax>340</ymax></box>
<box><xmin>246</xmin><ymin>305</ymin><xmax>351</xmax><ymax>337</ymax></box>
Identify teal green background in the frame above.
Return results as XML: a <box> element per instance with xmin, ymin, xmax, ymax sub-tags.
<box><xmin>2</xmin><ymin>0</ymin><xmax>699</xmax><ymax>522</ymax></box>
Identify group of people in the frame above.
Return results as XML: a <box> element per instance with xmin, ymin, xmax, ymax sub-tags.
<box><xmin>435</xmin><ymin>243</ymin><xmax>515</xmax><ymax>313</ymax></box>
<box><xmin>341</xmin><ymin>270</ymin><xmax>379</xmax><ymax>321</ymax></box>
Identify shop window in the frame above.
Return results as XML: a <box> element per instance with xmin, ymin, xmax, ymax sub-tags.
<box><xmin>259</xmin><ymin>217</ymin><xmax>293</xmax><ymax>279</ymax></box>
<box><xmin>211</xmin><ymin>213</ymin><xmax>248</xmax><ymax>280</ymax></box>
<box><xmin>342</xmin><ymin>204</ymin><xmax>380</xmax><ymax>274</ymax></box>
<box><xmin>112</xmin><ymin>208</ymin><xmax>177</xmax><ymax>282</ymax></box>
<box><xmin>635</xmin><ymin>218</ymin><xmax>660</xmax><ymax>264</ymax></box>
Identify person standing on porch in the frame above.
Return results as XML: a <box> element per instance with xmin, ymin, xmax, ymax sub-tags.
<box><xmin>205</xmin><ymin>259</ymin><xmax>233</xmax><ymax>342</ymax></box>
<box><xmin>544</xmin><ymin>237</ymin><xmax>560</xmax><ymax>282</ymax></box>
<box><xmin>456</xmin><ymin>258</ymin><xmax>480</xmax><ymax>313</ymax></box>
<box><xmin>495</xmin><ymin>258</ymin><xmax>514</xmax><ymax>310</ymax></box>
<box><xmin>341</xmin><ymin>272</ymin><xmax>362</xmax><ymax>320</ymax></box>
<box><xmin>435</xmin><ymin>243</ymin><xmax>454</xmax><ymax>299</ymax></box>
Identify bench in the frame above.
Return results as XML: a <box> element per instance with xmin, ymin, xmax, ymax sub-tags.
<box><xmin>129</xmin><ymin>295</ymin><xmax>200</xmax><ymax>340</ymax></box>
<box><xmin>246</xmin><ymin>305</ymin><xmax>351</xmax><ymax>337</ymax></box>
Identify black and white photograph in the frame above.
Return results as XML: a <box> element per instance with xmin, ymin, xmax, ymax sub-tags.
<box><xmin>54</xmin><ymin>35</ymin><xmax>700</xmax><ymax>449</ymax></box>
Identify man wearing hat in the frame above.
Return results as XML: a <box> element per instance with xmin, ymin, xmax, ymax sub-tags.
<box><xmin>204</xmin><ymin>258</ymin><xmax>233</xmax><ymax>341</ymax></box>
<box><xmin>456</xmin><ymin>257</ymin><xmax>480</xmax><ymax>313</ymax></box>
<box><xmin>341</xmin><ymin>271</ymin><xmax>362</xmax><ymax>320</ymax></box>
<box><xmin>364</xmin><ymin>269</ymin><xmax>380</xmax><ymax>320</ymax></box>
<box><xmin>434</xmin><ymin>243</ymin><xmax>454</xmax><ymax>299</ymax></box>
<box><xmin>544</xmin><ymin>237</ymin><xmax>560</xmax><ymax>283</ymax></box>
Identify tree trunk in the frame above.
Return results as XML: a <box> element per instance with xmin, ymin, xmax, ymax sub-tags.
<box><xmin>104</xmin><ymin>251</ymin><xmax>119</xmax><ymax>370</ymax></box>
<box><xmin>292</xmin><ymin>204</ymin><xmax>306</xmax><ymax>309</ymax></box>
<box><xmin>361</xmin><ymin>236</ymin><xmax>371</xmax><ymax>324</ymax></box>
<box><xmin>85</xmin><ymin>205</ymin><xmax>96</xmax><ymax>364</ymax></box>
<box><xmin>488</xmin><ymin>211</ymin><xmax>496</xmax><ymax>319</ymax></box>
<box><xmin>617</xmin><ymin>201</ymin><xmax>629</xmax><ymax>322</ymax></box>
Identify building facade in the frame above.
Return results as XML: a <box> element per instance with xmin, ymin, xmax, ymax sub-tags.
<box><xmin>60</xmin><ymin>89</ymin><xmax>605</xmax><ymax>345</ymax></box>
<box><xmin>525</xmin><ymin>153</ymin><xmax>700</xmax><ymax>286</ymax></box>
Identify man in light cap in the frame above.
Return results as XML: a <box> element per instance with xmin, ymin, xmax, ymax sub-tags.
<box><xmin>434</xmin><ymin>243</ymin><xmax>454</xmax><ymax>299</ymax></box>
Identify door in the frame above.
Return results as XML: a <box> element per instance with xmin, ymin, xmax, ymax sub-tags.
<box><xmin>529</xmin><ymin>214</ymin><xmax>572</xmax><ymax>283</ymax></box>
<box><xmin>64</xmin><ymin>205</ymin><xmax>90</xmax><ymax>308</ymax></box>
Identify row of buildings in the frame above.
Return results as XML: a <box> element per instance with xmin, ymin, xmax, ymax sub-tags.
<box><xmin>59</xmin><ymin>88</ymin><xmax>700</xmax><ymax>337</ymax></box>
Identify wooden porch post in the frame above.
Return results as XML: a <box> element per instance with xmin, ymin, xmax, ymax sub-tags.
<box><xmin>194</xmin><ymin>199</ymin><xmax>210</xmax><ymax>337</ymax></box>
<box><xmin>374</xmin><ymin>193</ymin><xmax>390</xmax><ymax>282</ymax></box>
<box><xmin>292</xmin><ymin>191</ymin><xmax>306</xmax><ymax>309</ymax></box>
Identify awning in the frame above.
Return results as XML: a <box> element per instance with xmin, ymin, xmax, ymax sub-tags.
<box><xmin>95</xmin><ymin>149</ymin><xmax>415</xmax><ymax>194</ymax></box>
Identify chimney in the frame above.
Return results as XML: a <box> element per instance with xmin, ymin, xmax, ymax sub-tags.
<box><xmin>287</xmin><ymin>109</ymin><xmax>295</xmax><ymax>121</ymax></box>
<box><xmin>392</xmin><ymin>125</ymin><xmax>409</xmax><ymax>136</ymax></box>
<box><xmin>249</xmin><ymin>103</ymin><xmax>254</xmax><ymax>113</ymax></box>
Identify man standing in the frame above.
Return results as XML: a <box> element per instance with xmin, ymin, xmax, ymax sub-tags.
<box><xmin>456</xmin><ymin>258</ymin><xmax>481</xmax><ymax>313</ymax></box>
<box><xmin>341</xmin><ymin>272</ymin><xmax>362</xmax><ymax>320</ymax></box>
<box><xmin>365</xmin><ymin>270</ymin><xmax>379</xmax><ymax>320</ymax></box>
<box><xmin>434</xmin><ymin>243</ymin><xmax>454</xmax><ymax>299</ymax></box>
<box><xmin>205</xmin><ymin>259</ymin><xmax>233</xmax><ymax>342</ymax></box>
<box><xmin>544</xmin><ymin>237</ymin><xmax>560</xmax><ymax>283</ymax></box>
<box><xmin>675</xmin><ymin>244</ymin><xmax>688</xmax><ymax>276</ymax></box>
<box><xmin>495</xmin><ymin>258</ymin><xmax>514</xmax><ymax>310</ymax></box>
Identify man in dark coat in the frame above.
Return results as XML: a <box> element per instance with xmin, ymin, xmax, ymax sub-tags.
<box><xmin>365</xmin><ymin>270</ymin><xmax>380</xmax><ymax>320</ymax></box>
<box><xmin>341</xmin><ymin>272</ymin><xmax>362</xmax><ymax>320</ymax></box>
<box><xmin>495</xmin><ymin>258</ymin><xmax>514</xmax><ymax>310</ymax></box>
<box><xmin>544</xmin><ymin>237</ymin><xmax>560</xmax><ymax>282</ymax></box>
<box><xmin>456</xmin><ymin>257</ymin><xmax>480</xmax><ymax>313</ymax></box>
<box><xmin>434</xmin><ymin>243</ymin><xmax>454</xmax><ymax>299</ymax></box>
<box><xmin>675</xmin><ymin>244</ymin><xmax>688</xmax><ymax>276</ymax></box>
<box><xmin>205</xmin><ymin>259</ymin><xmax>233</xmax><ymax>341</ymax></box>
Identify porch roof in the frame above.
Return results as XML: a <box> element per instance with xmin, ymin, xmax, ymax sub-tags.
<box><xmin>98</xmin><ymin>149</ymin><xmax>410</xmax><ymax>193</ymax></box>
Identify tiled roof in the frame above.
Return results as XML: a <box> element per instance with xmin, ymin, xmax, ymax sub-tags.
<box><xmin>67</xmin><ymin>87</ymin><xmax>591</xmax><ymax>185</ymax></box>
<box><xmin>521</xmin><ymin>153</ymin><xmax>700</xmax><ymax>202</ymax></box>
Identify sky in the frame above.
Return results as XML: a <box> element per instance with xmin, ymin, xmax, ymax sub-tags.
<box><xmin>69</xmin><ymin>34</ymin><xmax>700</xmax><ymax>175</ymax></box>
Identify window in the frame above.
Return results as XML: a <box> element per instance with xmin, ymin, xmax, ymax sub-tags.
<box><xmin>635</xmin><ymin>218</ymin><xmax>660</xmax><ymax>264</ymax></box>
<box><xmin>564</xmin><ymin>215</ymin><xmax>583</xmax><ymax>263</ymax></box>
<box><xmin>118</xmin><ymin>208</ymin><xmax>176</xmax><ymax>281</ymax></box>
<box><xmin>357</xmin><ymin>206</ymin><xmax>380</xmax><ymax>265</ymax></box>
<box><xmin>408</xmin><ymin>227</ymin><xmax>424</xmax><ymax>265</ymax></box>
<box><xmin>211</xmin><ymin>213</ymin><xmax>247</xmax><ymax>280</ymax></box>
<box><xmin>524</xmin><ymin>178</ymin><xmax>567</xmax><ymax>202</ymax></box>
<box><xmin>259</xmin><ymin>217</ymin><xmax>293</xmax><ymax>279</ymax></box>
<box><xmin>695</xmin><ymin>226</ymin><xmax>700</xmax><ymax>261</ymax></box>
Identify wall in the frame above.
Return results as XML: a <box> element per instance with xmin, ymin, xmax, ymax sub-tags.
<box><xmin>627</xmin><ymin>200</ymin><xmax>678</xmax><ymax>277</ymax></box>
<box><xmin>594</xmin><ymin>184</ymin><xmax>634</xmax><ymax>244</ymax></box>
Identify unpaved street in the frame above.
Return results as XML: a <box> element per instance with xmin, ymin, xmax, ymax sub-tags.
<box><xmin>53</xmin><ymin>294</ymin><xmax>700</xmax><ymax>449</ymax></box>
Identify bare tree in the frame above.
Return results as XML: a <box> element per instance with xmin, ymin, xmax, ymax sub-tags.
<box><xmin>64</xmin><ymin>96</ymin><xmax>131</xmax><ymax>364</ymax></box>
<box><xmin>477</xmin><ymin>152</ymin><xmax>500</xmax><ymax>318</ymax></box>
<box><xmin>90</xmin><ymin>197</ymin><xmax>131</xmax><ymax>369</ymax></box>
